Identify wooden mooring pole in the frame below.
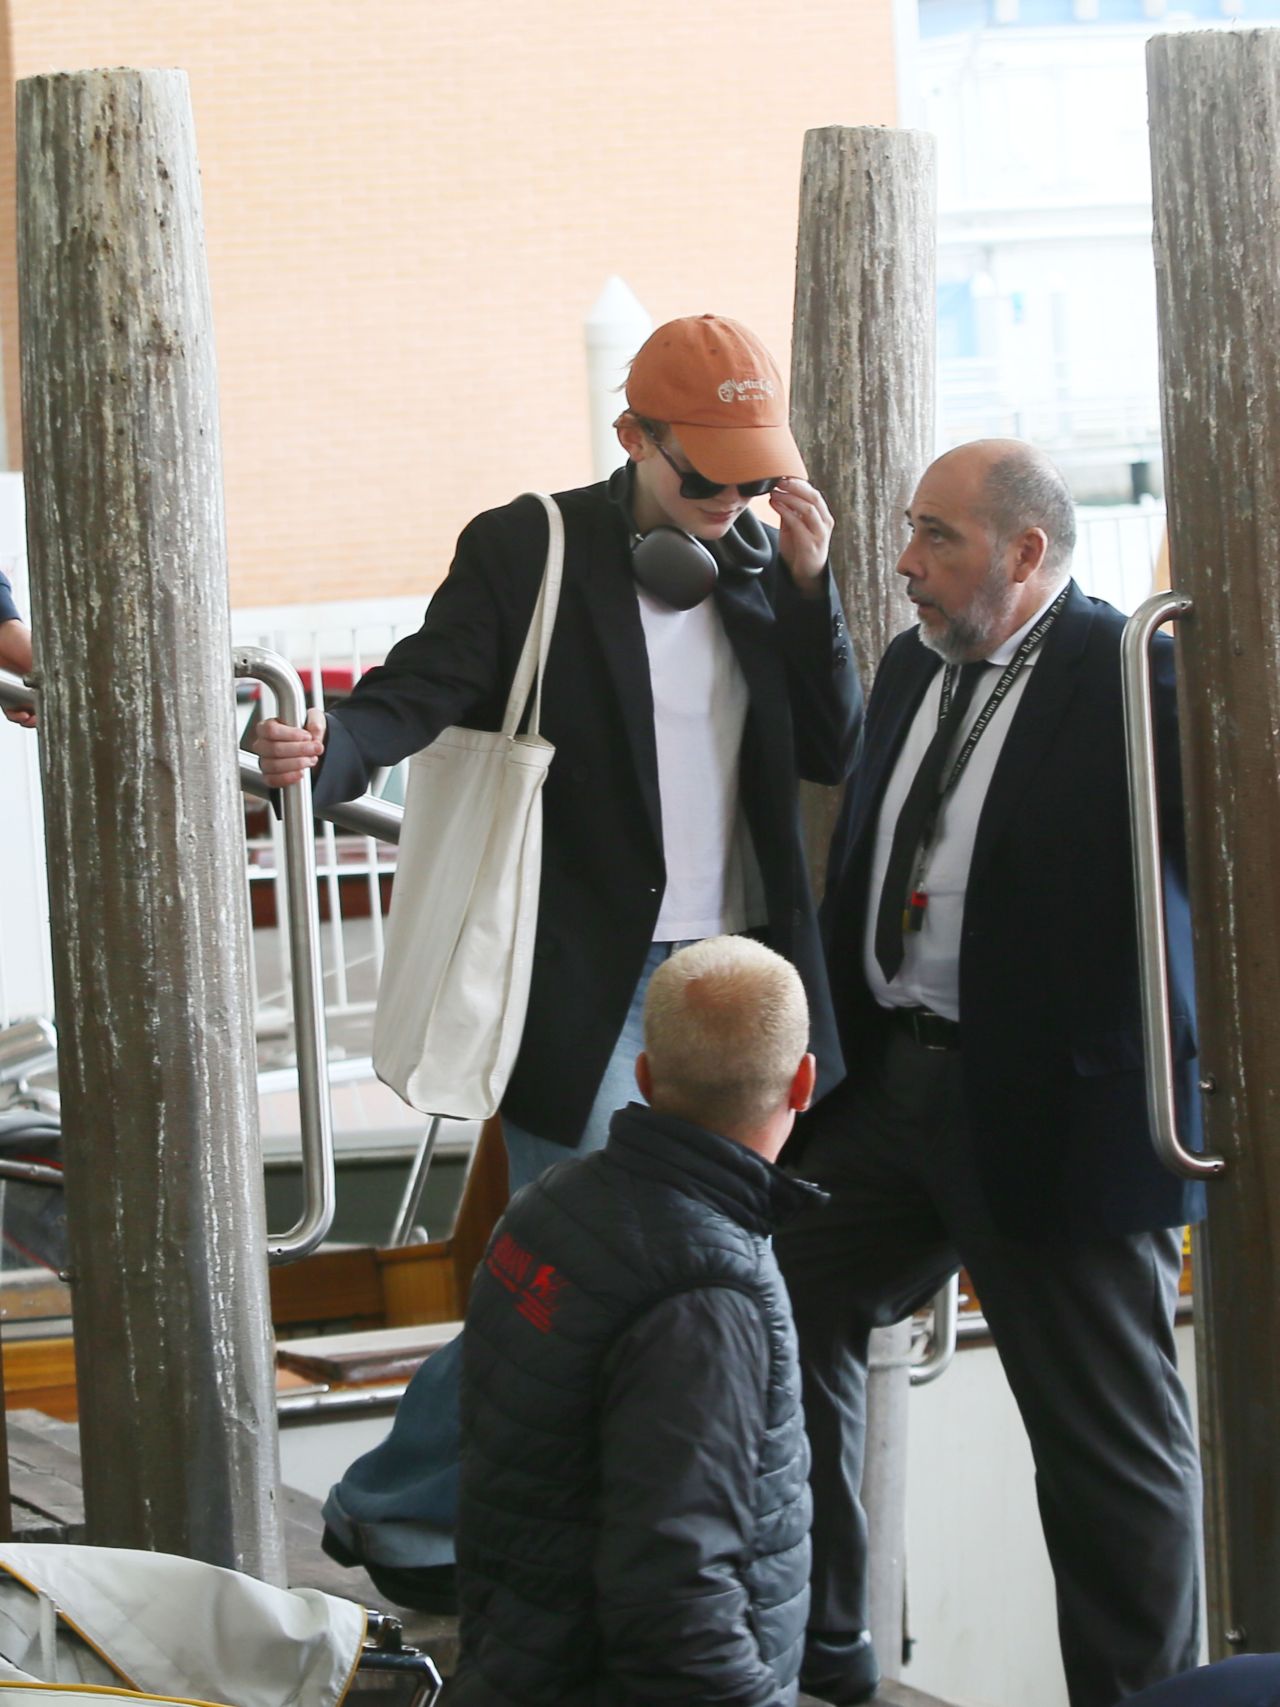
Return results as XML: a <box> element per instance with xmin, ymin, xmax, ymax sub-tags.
<box><xmin>791</xmin><ymin>124</ymin><xmax>938</xmax><ymax>1683</ymax></box>
<box><xmin>1148</xmin><ymin>28</ymin><xmax>1280</xmax><ymax>1657</ymax></box>
<box><xmin>16</xmin><ymin>69</ymin><xmax>283</xmax><ymax>1581</ymax></box>
<box><xmin>792</xmin><ymin>125</ymin><xmax>934</xmax><ymax>891</ymax></box>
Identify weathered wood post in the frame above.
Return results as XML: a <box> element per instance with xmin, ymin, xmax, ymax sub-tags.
<box><xmin>791</xmin><ymin>124</ymin><xmax>938</xmax><ymax>1682</ymax></box>
<box><xmin>16</xmin><ymin>69</ymin><xmax>283</xmax><ymax>1581</ymax></box>
<box><xmin>1148</xmin><ymin>27</ymin><xmax>1280</xmax><ymax>1658</ymax></box>
<box><xmin>792</xmin><ymin>125</ymin><xmax>935</xmax><ymax>892</ymax></box>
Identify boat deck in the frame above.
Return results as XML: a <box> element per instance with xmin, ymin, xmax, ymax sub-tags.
<box><xmin>6</xmin><ymin>1407</ymin><xmax>951</xmax><ymax>1706</ymax></box>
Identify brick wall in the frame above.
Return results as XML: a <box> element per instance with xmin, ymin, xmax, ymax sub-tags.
<box><xmin>0</xmin><ymin>0</ymin><xmax>897</xmax><ymax>606</ymax></box>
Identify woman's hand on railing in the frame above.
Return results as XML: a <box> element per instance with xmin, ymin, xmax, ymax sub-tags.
<box><xmin>0</xmin><ymin>618</ymin><xmax>37</xmax><ymax>725</ymax></box>
<box><xmin>250</xmin><ymin>707</ymin><xmax>326</xmax><ymax>786</ymax></box>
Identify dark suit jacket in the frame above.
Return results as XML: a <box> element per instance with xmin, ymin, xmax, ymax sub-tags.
<box><xmin>314</xmin><ymin>480</ymin><xmax>864</xmax><ymax>1145</ymax></box>
<box><xmin>822</xmin><ymin>580</ymin><xmax>1205</xmax><ymax>1239</ymax></box>
<box><xmin>1124</xmin><ymin>1656</ymin><xmax>1280</xmax><ymax>1707</ymax></box>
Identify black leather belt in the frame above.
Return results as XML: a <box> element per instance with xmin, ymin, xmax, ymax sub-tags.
<box><xmin>887</xmin><ymin>1006</ymin><xmax>962</xmax><ymax>1052</ymax></box>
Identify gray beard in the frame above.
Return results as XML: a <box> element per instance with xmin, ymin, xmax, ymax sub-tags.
<box><xmin>918</xmin><ymin>558</ymin><xmax>1022</xmax><ymax>665</ymax></box>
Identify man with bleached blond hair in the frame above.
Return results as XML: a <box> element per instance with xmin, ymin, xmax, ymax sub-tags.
<box><xmin>448</xmin><ymin>936</ymin><xmax>824</xmax><ymax>1707</ymax></box>
<box><xmin>639</xmin><ymin>931</ymin><xmax>816</xmax><ymax>1135</ymax></box>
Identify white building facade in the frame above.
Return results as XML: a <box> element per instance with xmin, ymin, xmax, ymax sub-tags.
<box><xmin>918</xmin><ymin>0</ymin><xmax>1280</xmax><ymax>498</ymax></box>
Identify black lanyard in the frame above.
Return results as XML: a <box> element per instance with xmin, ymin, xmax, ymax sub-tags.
<box><xmin>935</xmin><ymin>584</ymin><xmax>1069</xmax><ymax>794</ymax></box>
<box><xmin>908</xmin><ymin>584</ymin><xmax>1069</xmax><ymax>911</ymax></box>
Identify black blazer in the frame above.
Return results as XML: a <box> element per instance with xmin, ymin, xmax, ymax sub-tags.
<box><xmin>314</xmin><ymin>480</ymin><xmax>864</xmax><ymax>1144</ymax></box>
<box><xmin>822</xmin><ymin>581</ymin><xmax>1205</xmax><ymax>1239</ymax></box>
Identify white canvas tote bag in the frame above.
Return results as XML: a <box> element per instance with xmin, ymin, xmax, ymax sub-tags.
<box><xmin>372</xmin><ymin>492</ymin><xmax>564</xmax><ymax>1118</ymax></box>
<box><xmin>0</xmin><ymin>1542</ymin><xmax>365</xmax><ymax>1707</ymax></box>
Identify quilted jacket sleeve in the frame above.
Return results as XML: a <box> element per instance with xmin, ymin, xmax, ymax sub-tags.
<box><xmin>593</xmin><ymin>1286</ymin><xmax>789</xmax><ymax>1707</ymax></box>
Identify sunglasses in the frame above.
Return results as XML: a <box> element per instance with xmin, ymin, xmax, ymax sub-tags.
<box><xmin>650</xmin><ymin>436</ymin><xmax>781</xmax><ymax>501</ymax></box>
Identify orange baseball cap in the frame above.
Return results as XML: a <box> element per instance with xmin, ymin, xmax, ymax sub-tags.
<box><xmin>625</xmin><ymin>314</ymin><xmax>807</xmax><ymax>485</ymax></box>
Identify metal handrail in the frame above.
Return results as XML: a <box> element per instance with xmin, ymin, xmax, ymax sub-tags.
<box><xmin>1120</xmin><ymin>592</ymin><xmax>1224</xmax><ymax>1181</ymax></box>
<box><xmin>388</xmin><ymin>1115</ymin><xmax>444</xmax><ymax>1246</ymax></box>
<box><xmin>239</xmin><ymin>751</ymin><xmax>403</xmax><ymax>843</ymax></box>
<box><xmin>4</xmin><ymin>664</ymin><xmax>418</xmax><ymax>1258</ymax></box>
<box><xmin>910</xmin><ymin>1273</ymin><xmax>959</xmax><ymax>1387</ymax></box>
<box><xmin>0</xmin><ymin>670</ymin><xmax>35</xmax><ymax>717</ymax></box>
<box><xmin>233</xmin><ymin>646</ymin><xmax>338</xmax><ymax>1261</ymax></box>
<box><xmin>0</xmin><ymin>1017</ymin><xmax>57</xmax><ymax>1086</ymax></box>
<box><xmin>0</xmin><ymin>1157</ymin><xmax>62</xmax><ymax>1187</ymax></box>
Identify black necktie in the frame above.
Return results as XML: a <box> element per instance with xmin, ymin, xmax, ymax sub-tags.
<box><xmin>874</xmin><ymin>662</ymin><xmax>986</xmax><ymax>982</ymax></box>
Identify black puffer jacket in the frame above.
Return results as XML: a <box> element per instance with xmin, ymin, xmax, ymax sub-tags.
<box><xmin>448</xmin><ymin>1103</ymin><xmax>825</xmax><ymax>1707</ymax></box>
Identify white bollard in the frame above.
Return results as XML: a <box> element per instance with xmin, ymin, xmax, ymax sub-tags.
<box><xmin>584</xmin><ymin>276</ymin><xmax>652</xmax><ymax>482</ymax></box>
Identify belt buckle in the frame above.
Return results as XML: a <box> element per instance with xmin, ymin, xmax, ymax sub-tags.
<box><xmin>910</xmin><ymin>1008</ymin><xmax>955</xmax><ymax>1052</ymax></box>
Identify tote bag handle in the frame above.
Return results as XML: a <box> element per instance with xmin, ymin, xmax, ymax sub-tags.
<box><xmin>501</xmin><ymin>492</ymin><xmax>565</xmax><ymax>740</ymax></box>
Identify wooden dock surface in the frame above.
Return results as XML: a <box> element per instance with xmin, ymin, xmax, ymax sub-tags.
<box><xmin>6</xmin><ymin>1410</ymin><xmax>954</xmax><ymax>1705</ymax></box>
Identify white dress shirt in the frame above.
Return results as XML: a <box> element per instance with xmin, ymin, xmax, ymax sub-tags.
<box><xmin>863</xmin><ymin>587</ymin><xmax>1064</xmax><ymax>1021</ymax></box>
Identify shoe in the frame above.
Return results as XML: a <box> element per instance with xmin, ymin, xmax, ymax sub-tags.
<box><xmin>799</xmin><ymin>1629</ymin><xmax>880</xmax><ymax>1705</ymax></box>
<box><xmin>321</xmin><ymin>1525</ymin><xmax>459</xmax><ymax>1615</ymax></box>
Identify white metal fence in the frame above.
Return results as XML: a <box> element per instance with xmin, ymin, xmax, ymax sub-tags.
<box><xmin>230</xmin><ymin>599</ymin><xmax>425</xmax><ymax>1048</ymax></box>
<box><xmin>1071</xmin><ymin>503</ymin><xmax>1167</xmax><ymax>612</ymax></box>
<box><xmin>939</xmin><ymin>359</ymin><xmax>1163</xmax><ymax>462</ymax></box>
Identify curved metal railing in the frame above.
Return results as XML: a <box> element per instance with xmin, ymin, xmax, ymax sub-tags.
<box><xmin>233</xmin><ymin>647</ymin><xmax>340</xmax><ymax>1263</ymax></box>
<box><xmin>1120</xmin><ymin>592</ymin><xmax>1224</xmax><ymax>1181</ymax></box>
<box><xmin>910</xmin><ymin>1272</ymin><xmax>959</xmax><ymax>1387</ymax></box>
<box><xmin>3</xmin><ymin>663</ymin><xmax>420</xmax><ymax>1261</ymax></box>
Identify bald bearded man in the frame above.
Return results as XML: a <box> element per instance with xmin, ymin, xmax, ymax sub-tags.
<box><xmin>779</xmin><ymin>440</ymin><xmax>1204</xmax><ymax>1707</ymax></box>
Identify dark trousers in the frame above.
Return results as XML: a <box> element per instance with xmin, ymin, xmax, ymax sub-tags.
<box><xmin>775</xmin><ymin>1024</ymin><xmax>1202</xmax><ymax>1707</ymax></box>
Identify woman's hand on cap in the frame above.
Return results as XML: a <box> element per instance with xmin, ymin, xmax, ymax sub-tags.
<box><xmin>771</xmin><ymin>479</ymin><xmax>833</xmax><ymax>591</ymax></box>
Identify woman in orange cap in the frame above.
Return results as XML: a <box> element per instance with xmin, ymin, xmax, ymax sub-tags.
<box><xmin>252</xmin><ymin>311</ymin><xmax>863</xmax><ymax>1609</ymax></box>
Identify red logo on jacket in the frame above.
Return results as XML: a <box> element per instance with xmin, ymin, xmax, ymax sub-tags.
<box><xmin>486</xmin><ymin>1231</ymin><xmax>568</xmax><ymax>1334</ymax></box>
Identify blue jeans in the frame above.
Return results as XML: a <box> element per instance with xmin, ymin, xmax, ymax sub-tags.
<box><xmin>322</xmin><ymin>942</ymin><xmax>680</xmax><ymax>1568</ymax></box>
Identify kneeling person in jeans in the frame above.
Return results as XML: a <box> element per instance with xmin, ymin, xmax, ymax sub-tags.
<box><xmin>447</xmin><ymin>936</ymin><xmax>824</xmax><ymax>1707</ymax></box>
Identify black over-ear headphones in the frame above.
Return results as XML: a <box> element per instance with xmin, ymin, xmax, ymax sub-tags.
<box><xmin>607</xmin><ymin>464</ymin><xmax>772</xmax><ymax>612</ymax></box>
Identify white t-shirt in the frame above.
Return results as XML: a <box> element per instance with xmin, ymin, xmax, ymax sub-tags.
<box><xmin>637</xmin><ymin>588</ymin><xmax>766</xmax><ymax>941</ymax></box>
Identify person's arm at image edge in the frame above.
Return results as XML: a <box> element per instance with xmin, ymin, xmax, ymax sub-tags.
<box><xmin>0</xmin><ymin>570</ymin><xmax>37</xmax><ymax>726</ymax></box>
